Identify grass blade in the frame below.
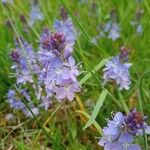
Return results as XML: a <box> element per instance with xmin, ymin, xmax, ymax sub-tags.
<box><xmin>83</xmin><ymin>89</ymin><xmax>107</xmax><ymax>130</ymax></box>
<box><xmin>79</xmin><ymin>59</ymin><xmax>108</xmax><ymax>85</ymax></box>
<box><xmin>76</xmin><ymin>110</ymin><xmax>102</xmax><ymax>134</ymax></box>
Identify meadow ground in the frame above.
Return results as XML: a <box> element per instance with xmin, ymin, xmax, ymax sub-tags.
<box><xmin>0</xmin><ymin>0</ymin><xmax>150</xmax><ymax>150</ymax></box>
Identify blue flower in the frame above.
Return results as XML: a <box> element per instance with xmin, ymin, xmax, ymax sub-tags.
<box><xmin>136</xmin><ymin>24</ymin><xmax>143</xmax><ymax>34</ymax></box>
<box><xmin>7</xmin><ymin>89</ymin><xmax>39</xmax><ymax>118</ymax></box>
<box><xmin>103</xmin><ymin>47</ymin><xmax>132</xmax><ymax>90</ymax></box>
<box><xmin>54</xmin><ymin>80</ymin><xmax>80</xmax><ymax>101</ymax></box>
<box><xmin>8</xmin><ymin>18</ymin><xmax>81</xmax><ymax>115</ymax></box>
<box><xmin>54</xmin><ymin>19</ymin><xmax>76</xmax><ymax>43</ymax></box>
<box><xmin>45</xmin><ymin>57</ymin><xmax>70</xmax><ymax>85</ymax></box>
<box><xmin>54</xmin><ymin>19</ymin><xmax>76</xmax><ymax>57</ymax></box>
<box><xmin>10</xmin><ymin>37</ymin><xmax>36</xmax><ymax>84</ymax></box>
<box><xmin>29</xmin><ymin>5</ymin><xmax>44</xmax><ymax>26</ymax></box>
<box><xmin>38</xmin><ymin>19</ymin><xmax>81</xmax><ymax>102</ymax></box>
<box><xmin>108</xmin><ymin>23</ymin><xmax>120</xmax><ymax>41</ymax></box>
<box><xmin>99</xmin><ymin>110</ymin><xmax>150</xmax><ymax>150</ymax></box>
<box><xmin>118</xmin><ymin>133</ymin><xmax>141</xmax><ymax>150</ymax></box>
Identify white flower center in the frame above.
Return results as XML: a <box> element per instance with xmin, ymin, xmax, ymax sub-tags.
<box><xmin>55</xmin><ymin>68</ymin><xmax>62</xmax><ymax>75</ymax></box>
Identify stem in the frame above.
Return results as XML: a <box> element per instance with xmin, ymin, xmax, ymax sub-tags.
<box><xmin>79</xmin><ymin>59</ymin><xmax>108</xmax><ymax>85</ymax></box>
<box><xmin>118</xmin><ymin>91</ymin><xmax>129</xmax><ymax>114</ymax></box>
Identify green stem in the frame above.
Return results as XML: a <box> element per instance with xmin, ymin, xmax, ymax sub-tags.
<box><xmin>118</xmin><ymin>91</ymin><xmax>129</xmax><ymax>114</ymax></box>
<box><xmin>79</xmin><ymin>59</ymin><xmax>108</xmax><ymax>85</ymax></box>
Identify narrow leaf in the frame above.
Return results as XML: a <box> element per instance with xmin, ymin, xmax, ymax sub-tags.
<box><xmin>76</xmin><ymin>110</ymin><xmax>102</xmax><ymax>134</ymax></box>
<box><xmin>83</xmin><ymin>89</ymin><xmax>107</xmax><ymax>130</ymax></box>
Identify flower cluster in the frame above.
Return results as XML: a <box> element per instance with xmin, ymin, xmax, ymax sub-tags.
<box><xmin>10</xmin><ymin>37</ymin><xmax>36</xmax><ymax>85</ymax></box>
<box><xmin>91</xmin><ymin>21</ymin><xmax>121</xmax><ymax>44</ymax></box>
<box><xmin>7</xmin><ymin>89</ymin><xmax>39</xmax><ymax>118</ymax></box>
<box><xmin>7</xmin><ymin>18</ymin><xmax>80</xmax><ymax>117</ymax></box>
<box><xmin>99</xmin><ymin>109</ymin><xmax>150</xmax><ymax>150</ymax></box>
<box><xmin>103</xmin><ymin>47</ymin><xmax>131</xmax><ymax>90</ymax></box>
<box><xmin>103</xmin><ymin>21</ymin><xmax>121</xmax><ymax>41</ymax></box>
<box><xmin>38</xmin><ymin>19</ymin><xmax>80</xmax><ymax>101</ymax></box>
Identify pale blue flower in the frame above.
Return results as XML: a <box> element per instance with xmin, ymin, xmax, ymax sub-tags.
<box><xmin>55</xmin><ymin>80</ymin><xmax>80</xmax><ymax>101</ymax></box>
<box><xmin>99</xmin><ymin>110</ymin><xmax>150</xmax><ymax>150</ymax></box>
<box><xmin>29</xmin><ymin>5</ymin><xmax>44</xmax><ymax>26</ymax></box>
<box><xmin>108</xmin><ymin>23</ymin><xmax>120</xmax><ymax>41</ymax></box>
<box><xmin>103</xmin><ymin>56</ymin><xmax>131</xmax><ymax>90</ymax></box>
<box><xmin>7</xmin><ymin>89</ymin><xmax>39</xmax><ymax>118</ymax></box>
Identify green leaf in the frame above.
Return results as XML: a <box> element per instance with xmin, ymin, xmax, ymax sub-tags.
<box><xmin>13</xmin><ymin>140</ymin><xmax>30</xmax><ymax>150</ymax></box>
<box><xmin>76</xmin><ymin>110</ymin><xmax>102</xmax><ymax>135</ymax></box>
<box><xmin>83</xmin><ymin>89</ymin><xmax>107</xmax><ymax>130</ymax></box>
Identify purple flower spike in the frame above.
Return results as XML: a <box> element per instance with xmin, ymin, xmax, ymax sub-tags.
<box><xmin>54</xmin><ymin>19</ymin><xmax>76</xmax><ymax>43</ymax></box>
<box><xmin>54</xmin><ymin>19</ymin><xmax>76</xmax><ymax>58</ymax></box>
<box><xmin>7</xmin><ymin>89</ymin><xmax>39</xmax><ymax>118</ymax></box>
<box><xmin>10</xmin><ymin>37</ymin><xmax>37</xmax><ymax>85</ymax></box>
<box><xmin>38</xmin><ymin>18</ymin><xmax>81</xmax><ymax>102</ymax></box>
<box><xmin>7</xmin><ymin>17</ymin><xmax>81</xmax><ymax>116</ymax></box>
<box><xmin>125</xmin><ymin>109</ymin><xmax>144</xmax><ymax>134</ymax></box>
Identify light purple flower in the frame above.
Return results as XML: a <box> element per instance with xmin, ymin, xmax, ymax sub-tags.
<box><xmin>29</xmin><ymin>5</ymin><xmax>44</xmax><ymax>26</ymax></box>
<box><xmin>103</xmin><ymin>47</ymin><xmax>132</xmax><ymax>91</ymax></box>
<box><xmin>7</xmin><ymin>89</ymin><xmax>39</xmax><ymax>118</ymax></box>
<box><xmin>99</xmin><ymin>110</ymin><xmax>150</xmax><ymax>150</ymax></box>
<box><xmin>136</xmin><ymin>24</ymin><xmax>143</xmax><ymax>34</ymax></box>
<box><xmin>64</xmin><ymin>56</ymin><xmax>80</xmax><ymax>82</ymax></box>
<box><xmin>24</xmin><ymin>107</ymin><xmax>39</xmax><ymax>118</ymax></box>
<box><xmin>8</xmin><ymin>18</ymin><xmax>81</xmax><ymax>115</ymax></box>
<box><xmin>38</xmin><ymin>50</ymin><xmax>54</xmax><ymax>66</ymax></box>
<box><xmin>55</xmin><ymin>81</ymin><xmax>80</xmax><ymax>101</ymax></box>
<box><xmin>54</xmin><ymin>19</ymin><xmax>76</xmax><ymax>43</ymax></box>
<box><xmin>40</xmin><ymin>96</ymin><xmax>52</xmax><ymax>110</ymax></box>
<box><xmin>45</xmin><ymin>57</ymin><xmax>70</xmax><ymax>85</ymax></box>
<box><xmin>38</xmin><ymin>22</ymin><xmax>80</xmax><ymax>102</ymax></box>
<box><xmin>118</xmin><ymin>133</ymin><xmax>141</xmax><ymax>150</ymax></box>
<box><xmin>7</xmin><ymin>89</ymin><xmax>25</xmax><ymax>110</ymax></box>
<box><xmin>108</xmin><ymin>23</ymin><xmax>120</xmax><ymax>41</ymax></box>
<box><xmin>54</xmin><ymin>19</ymin><xmax>76</xmax><ymax>57</ymax></box>
<box><xmin>104</xmin><ymin>21</ymin><xmax>112</xmax><ymax>32</ymax></box>
<box><xmin>10</xmin><ymin>47</ymin><xmax>34</xmax><ymax>84</ymax></box>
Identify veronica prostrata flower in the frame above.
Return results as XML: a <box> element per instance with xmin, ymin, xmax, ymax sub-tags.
<box><xmin>99</xmin><ymin>109</ymin><xmax>150</xmax><ymax>150</ymax></box>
